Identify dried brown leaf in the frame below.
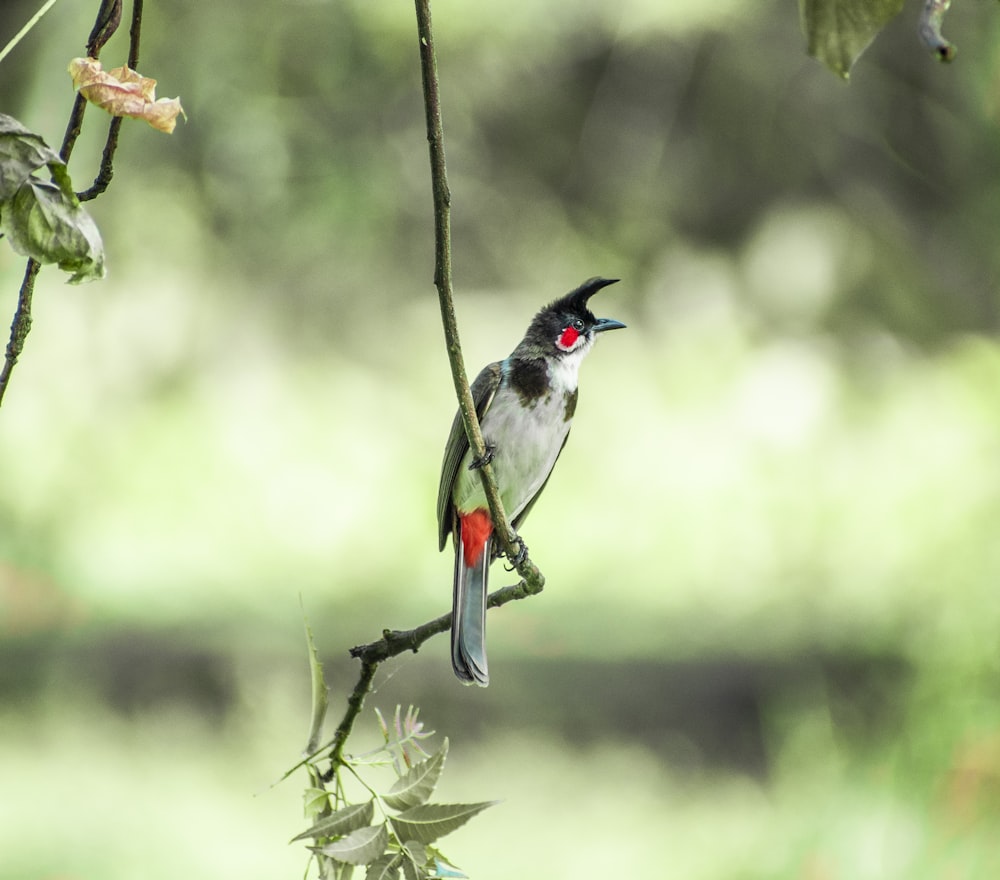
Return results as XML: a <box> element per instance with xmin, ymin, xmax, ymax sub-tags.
<box><xmin>68</xmin><ymin>57</ymin><xmax>185</xmax><ymax>133</ymax></box>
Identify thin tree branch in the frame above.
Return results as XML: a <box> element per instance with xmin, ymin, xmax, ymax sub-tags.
<box><xmin>61</xmin><ymin>0</ymin><xmax>124</xmax><ymax>162</ymax></box>
<box><xmin>77</xmin><ymin>117</ymin><xmax>124</xmax><ymax>201</ymax></box>
<box><xmin>414</xmin><ymin>0</ymin><xmax>545</xmax><ymax>590</ymax></box>
<box><xmin>324</xmin><ymin>660</ymin><xmax>377</xmax><ymax>776</ymax></box>
<box><xmin>315</xmin><ymin>0</ymin><xmax>546</xmax><ymax>782</ymax></box>
<box><xmin>349</xmin><ymin>577</ymin><xmax>540</xmax><ymax>665</ymax></box>
<box><xmin>125</xmin><ymin>0</ymin><xmax>143</xmax><ymax>68</ymax></box>
<box><xmin>85</xmin><ymin>0</ymin><xmax>122</xmax><ymax>57</ymax></box>
<box><xmin>0</xmin><ymin>0</ymin><xmax>61</xmax><ymax>66</ymax></box>
<box><xmin>78</xmin><ymin>0</ymin><xmax>143</xmax><ymax>201</ymax></box>
<box><xmin>59</xmin><ymin>93</ymin><xmax>90</xmax><ymax>166</ymax></box>
<box><xmin>312</xmin><ymin>578</ymin><xmax>539</xmax><ymax>782</ymax></box>
<box><xmin>1</xmin><ymin>0</ymin><xmax>141</xmax><ymax>407</ymax></box>
<box><xmin>0</xmin><ymin>260</ymin><xmax>41</xmax><ymax>407</ymax></box>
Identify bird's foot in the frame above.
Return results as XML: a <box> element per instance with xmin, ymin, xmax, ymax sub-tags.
<box><xmin>468</xmin><ymin>443</ymin><xmax>496</xmax><ymax>470</ymax></box>
<box><xmin>503</xmin><ymin>535</ymin><xmax>528</xmax><ymax>571</ymax></box>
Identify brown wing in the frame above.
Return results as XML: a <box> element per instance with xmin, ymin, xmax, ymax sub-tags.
<box><xmin>436</xmin><ymin>362</ymin><xmax>503</xmax><ymax>551</ymax></box>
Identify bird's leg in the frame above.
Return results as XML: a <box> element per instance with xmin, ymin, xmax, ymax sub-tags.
<box><xmin>468</xmin><ymin>443</ymin><xmax>496</xmax><ymax>470</ymax></box>
<box><xmin>503</xmin><ymin>534</ymin><xmax>528</xmax><ymax>571</ymax></box>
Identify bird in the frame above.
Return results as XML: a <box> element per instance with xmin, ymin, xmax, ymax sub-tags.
<box><xmin>436</xmin><ymin>277</ymin><xmax>626</xmax><ymax>686</ymax></box>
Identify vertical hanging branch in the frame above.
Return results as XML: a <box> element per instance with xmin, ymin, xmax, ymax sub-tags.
<box><xmin>413</xmin><ymin>0</ymin><xmax>544</xmax><ymax>591</ymax></box>
<box><xmin>295</xmin><ymin>0</ymin><xmax>548</xmax><ymax>789</ymax></box>
<box><xmin>0</xmin><ymin>260</ymin><xmax>42</xmax><ymax>405</ymax></box>
<box><xmin>0</xmin><ymin>0</ymin><xmax>143</xmax><ymax>408</ymax></box>
<box><xmin>0</xmin><ymin>273</ymin><xmax>38</xmax><ymax>409</ymax></box>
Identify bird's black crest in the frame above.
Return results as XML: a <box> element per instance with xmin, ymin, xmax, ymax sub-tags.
<box><xmin>513</xmin><ymin>276</ymin><xmax>622</xmax><ymax>359</ymax></box>
<box><xmin>547</xmin><ymin>277</ymin><xmax>619</xmax><ymax>316</ymax></box>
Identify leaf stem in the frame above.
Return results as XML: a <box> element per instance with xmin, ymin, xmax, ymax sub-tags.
<box><xmin>0</xmin><ymin>0</ymin><xmax>61</xmax><ymax>66</ymax></box>
<box><xmin>341</xmin><ymin>762</ymin><xmax>383</xmax><ymax>806</ymax></box>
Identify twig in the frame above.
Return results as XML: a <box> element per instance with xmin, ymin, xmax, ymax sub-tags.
<box><xmin>414</xmin><ymin>0</ymin><xmax>545</xmax><ymax>589</ymax></box>
<box><xmin>316</xmin><ymin>0</ymin><xmax>546</xmax><ymax>782</ymax></box>
<box><xmin>85</xmin><ymin>0</ymin><xmax>122</xmax><ymax>57</ymax></box>
<box><xmin>61</xmin><ymin>0</ymin><xmax>124</xmax><ymax>161</ymax></box>
<box><xmin>311</xmin><ymin>578</ymin><xmax>542</xmax><ymax>782</ymax></box>
<box><xmin>0</xmin><ymin>261</ymin><xmax>41</xmax><ymax>407</ymax></box>
<box><xmin>0</xmin><ymin>0</ymin><xmax>62</xmax><ymax>66</ymax></box>
<box><xmin>78</xmin><ymin>0</ymin><xmax>143</xmax><ymax>201</ymax></box>
<box><xmin>77</xmin><ymin>117</ymin><xmax>123</xmax><ymax>201</ymax></box>
<box><xmin>324</xmin><ymin>660</ymin><xmax>378</xmax><ymax>775</ymax></box>
<box><xmin>349</xmin><ymin>577</ymin><xmax>542</xmax><ymax>665</ymax></box>
<box><xmin>1</xmin><ymin>0</ymin><xmax>141</xmax><ymax>407</ymax></box>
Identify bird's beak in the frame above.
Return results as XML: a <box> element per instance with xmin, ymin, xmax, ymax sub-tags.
<box><xmin>593</xmin><ymin>317</ymin><xmax>626</xmax><ymax>333</ymax></box>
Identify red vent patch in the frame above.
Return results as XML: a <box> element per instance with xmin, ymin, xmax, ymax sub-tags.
<box><xmin>459</xmin><ymin>509</ymin><xmax>493</xmax><ymax>566</ymax></box>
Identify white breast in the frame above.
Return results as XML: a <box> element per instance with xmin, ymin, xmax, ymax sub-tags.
<box><xmin>452</xmin><ymin>348</ymin><xmax>588</xmax><ymax>519</ymax></box>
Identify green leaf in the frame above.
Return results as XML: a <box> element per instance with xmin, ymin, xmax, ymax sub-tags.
<box><xmin>318</xmin><ymin>823</ymin><xmax>389</xmax><ymax>866</ymax></box>
<box><xmin>799</xmin><ymin>0</ymin><xmax>904</xmax><ymax>78</ymax></box>
<box><xmin>382</xmin><ymin>739</ymin><xmax>448</xmax><ymax>810</ymax></box>
<box><xmin>424</xmin><ymin>848</ymin><xmax>467</xmax><ymax>879</ymax></box>
<box><xmin>1</xmin><ymin>179</ymin><xmax>105</xmax><ymax>283</ymax></box>
<box><xmin>291</xmin><ymin>800</ymin><xmax>375</xmax><ymax>843</ymax></box>
<box><xmin>429</xmin><ymin>857</ymin><xmax>466</xmax><ymax>879</ymax></box>
<box><xmin>0</xmin><ymin>113</ymin><xmax>106</xmax><ymax>282</ymax></box>
<box><xmin>0</xmin><ymin>113</ymin><xmax>64</xmax><ymax>202</ymax></box>
<box><xmin>388</xmin><ymin>802</ymin><xmax>497</xmax><ymax>847</ymax></box>
<box><xmin>401</xmin><ymin>841</ymin><xmax>427</xmax><ymax>866</ymax></box>
<box><xmin>401</xmin><ymin>857</ymin><xmax>422</xmax><ymax>880</ymax></box>
<box><xmin>303</xmin><ymin>615</ymin><xmax>329</xmax><ymax>756</ymax></box>
<box><xmin>401</xmin><ymin>841</ymin><xmax>429</xmax><ymax>880</ymax></box>
<box><xmin>304</xmin><ymin>786</ymin><xmax>332</xmax><ymax>822</ymax></box>
<box><xmin>365</xmin><ymin>855</ymin><xmax>401</xmax><ymax>880</ymax></box>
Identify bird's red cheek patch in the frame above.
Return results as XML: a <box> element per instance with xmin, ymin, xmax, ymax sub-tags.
<box><xmin>557</xmin><ymin>326</ymin><xmax>580</xmax><ymax>351</ymax></box>
<box><xmin>460</xmin><ymin>509</ymin><xmax>494</xmax><ymax>566</ymax></box>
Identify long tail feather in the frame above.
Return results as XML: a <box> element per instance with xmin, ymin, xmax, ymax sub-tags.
<box><xmin>451</xmin><ymin>533</ymin><xmax>491</xmax><ymax>686</ymax></box>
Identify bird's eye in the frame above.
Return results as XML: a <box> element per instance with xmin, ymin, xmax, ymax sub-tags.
<box><xmin>572</xmin><ymin>319</ymin><xmax>585</xmax><ymax>331</ymax></box>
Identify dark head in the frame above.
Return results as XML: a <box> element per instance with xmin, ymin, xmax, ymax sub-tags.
<box><xmin>515</xmin><ymin>277</ymin><xmax>626</xmax><ymax>359</ymax></box>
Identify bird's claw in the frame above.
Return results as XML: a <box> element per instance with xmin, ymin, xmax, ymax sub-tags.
<box><xmin>503</xmin><ymin>536</ymin><xmax>528</xmax><ymax>571</ymax></box>
<box><xmin>469</xmin><ymin>444</ymin><xmax>496</xmax><ymax>470</ymax></box>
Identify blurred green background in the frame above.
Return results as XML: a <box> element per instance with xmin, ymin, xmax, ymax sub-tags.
<box><xmin>3</xmin><ymin>0</ymin><xmax>1000</xmax><ymax>877</ymax></box>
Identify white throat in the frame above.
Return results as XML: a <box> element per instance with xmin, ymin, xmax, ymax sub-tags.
<box><xmin>549</xmin><ymin>337</ymin><xmax>593</xmax><ymax>392</ymax></box>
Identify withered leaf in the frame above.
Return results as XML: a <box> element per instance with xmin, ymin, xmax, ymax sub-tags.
<box><xmin>68</xmin><ymin>57</ymin><xmax>185</xmax><ymax>133</ymax></box>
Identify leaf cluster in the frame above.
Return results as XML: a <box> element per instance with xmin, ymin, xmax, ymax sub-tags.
<box><xmin>0</xmin><ymin>114</ymin><xmax>105</xmax><ymax>283</ymax></box>
<box><xmin>295</xmin><ymin>736</ymin><xmax>495</xmax><ymax>880</ymax></box>
<box><xmin>293</xmin><ymin>626</ymin><xmax>494</xmax><ymax>880</ymax></box>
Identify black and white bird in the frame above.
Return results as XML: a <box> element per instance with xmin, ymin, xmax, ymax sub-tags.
<box><xmin>437</xmin><ymin>277</ymin><xmax>626</xmax><ymax>686</ymax></box>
